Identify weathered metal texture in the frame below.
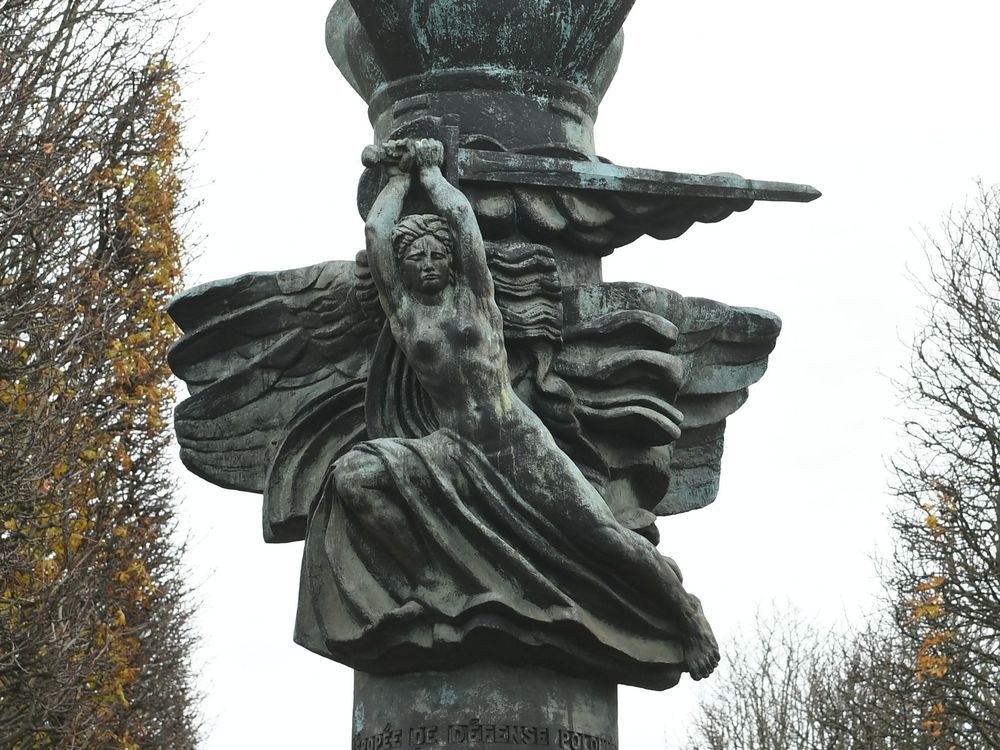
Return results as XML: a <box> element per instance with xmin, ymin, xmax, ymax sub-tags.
<box><xmin>372</xmin><ymin>76</ymin><xmax>599</xmax><ymax>154</ymax></box>
<box><xmin>169</xmin><ymin>267</ymin><xmax>777</xmax><ymax>548</ymax></box>
<box><xmin>330</xmin><ymin>0</ymin><xmax>819</xmax><ymax>255</ymax></box>
<box><xmin>168</xmin><ymin>0</ymin><xmax>817</xmax><ymax>703</ymax></box>
<box><xmin>327</xmin><ymin>0</ymin><xmax>629</xmax><ymax>101</ymax></box>
<box><xmin>458</xmin><ymin>150</ymin><xmax>821</xmax><ymax>204</ymax></box>
<box><xmin>327</xmin><ymin>0</ymin><xmax>627</xmax><ymax>155</ymax></box>
<box><xmin>354</xmin><ymin>131</ymin><xmax>819</xmax><ymax>259</ymax></box>
<box><xmin>352</xmin><ymin>662</ymin><xmax>618</xmax><ymax>750</ymax></box>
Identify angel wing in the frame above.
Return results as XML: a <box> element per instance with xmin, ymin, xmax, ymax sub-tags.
<box><xmin>557</xmin><ymin>282</ymin><xmax>780</xmax><ymax>538</ymax></box>
<box><xmin>168</xmin><ymin>260</ymin><xmax>381</xmax><ymax>542</ymax></box>
<box><xmin>170</xmin><ymin>258</ymin><xmax>776</xmax><ymax>544</ymax></box>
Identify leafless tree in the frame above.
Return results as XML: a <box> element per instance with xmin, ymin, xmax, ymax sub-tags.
<box><xmin>681</xmin><ymin>613</ymin><xmax>824</xmax><ymax>750</ymax></box>
<box><xmin>0</xmin><ymin>1</ymin><xmax>200</xmax><ymax>746</ymax></box>
<box><xmin>888</xmin><ymin>184</ymin><xmax>1000</xmax><ymax>749</ymax></box>
<box><xmin>680</xmin><ymin>186</ymin><xmax>1000</xmax><ymax>750</ymax></box>
<box><xmin>680</xmin><ymin>612</ymin><xmax>924</xmax><ymax>750</ymax></box>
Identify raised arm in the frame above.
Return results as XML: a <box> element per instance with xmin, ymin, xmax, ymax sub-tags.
<box><xmin>413</xmin><ymin>139</ymin><xmax>493</xmax><ymax>299</ymax></box>
<box><xmin>363</xmin><ymin>151</ymin><xmax>411</xmax><ymax>317</ymax></box>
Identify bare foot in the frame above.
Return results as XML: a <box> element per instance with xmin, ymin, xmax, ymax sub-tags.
<box><xmin>682</xmin><ymin>595</ymin><xmax>720</xmax><ymax>681</ymax></box>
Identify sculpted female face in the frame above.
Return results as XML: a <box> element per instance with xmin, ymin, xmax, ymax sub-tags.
<box><xmin>400</xmin><ymin>235</ymin><xmax>451</xmax><ymax>295</ymax></box>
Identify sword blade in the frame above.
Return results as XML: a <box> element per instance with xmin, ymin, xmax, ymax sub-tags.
<box><xmin>456</xmin><ymin>149</ymin><xmax>821</xmax><ymax>203</ymax></box>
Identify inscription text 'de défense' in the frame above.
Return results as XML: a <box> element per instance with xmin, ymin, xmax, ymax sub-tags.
<box><xmin>352</xmin><ymin>720</ymin><xmax>618</xmax><ymax>749</ymax></box>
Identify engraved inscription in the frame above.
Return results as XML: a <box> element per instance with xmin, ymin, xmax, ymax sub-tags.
<box><xmin>352</xmin><ymin>718</ymin><xmax>618</xmax><ymax>749</ymax></box>
<box><xmin>353</xmin><ymin>724</ymin><xmax>402</xmax><ymax>750</ymax></box>
<box><xmin>409</xmin><ymin>726</ymin><xmax>439</xmax><ymax>745</ymax></box>
<box><xmin>555</xmin><ymin>728</ymin><xmax>618</xmax><ymax>750</ymax></box>
<box><xmin>447</xmin><ymin>718</ymin><xmax>549</xmax><ymax>744</ymax></box>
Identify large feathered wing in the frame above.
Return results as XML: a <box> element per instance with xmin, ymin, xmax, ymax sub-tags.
<box><xmin>557</xmin><ymin>282</ymin><xmax>780</xmax><ymax>531</ymax></box>
<box><xmin>664</xmin><ymin>295</ymin><xmax>781</xmax><ymax>515</ymax></box>
<box><xmin>168</xmin><ymin>260</ymin><xmax>381</xmax><ymax>542</ymax></box>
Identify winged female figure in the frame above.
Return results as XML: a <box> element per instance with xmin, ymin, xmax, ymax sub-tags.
<box><xmin>284</xmin><ymin>138</ymin><xmax>718</xmax><ymax>685</ymax></box>
<box><xmin>168</xmin><ymin>136</ymin><xmax>784</xmax><ymax>688</ymax></box>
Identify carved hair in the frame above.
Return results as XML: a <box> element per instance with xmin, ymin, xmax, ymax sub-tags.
<box><xmin>391</xmin><ymin>214</ymin><xmax>453</xmax><ymax>262</ymax></box>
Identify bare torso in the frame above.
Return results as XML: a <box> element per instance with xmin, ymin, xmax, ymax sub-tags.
<box><xmin>389</xmin><ymin>285</ymin><xmax>527</xmax><ymax>449</ymax></box>
<box><xmin>356</xmin><ymin>138</ymin><xmax>719</xmax><ymax>680</ymax></box>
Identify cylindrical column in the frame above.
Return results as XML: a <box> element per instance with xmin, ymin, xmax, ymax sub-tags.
<box><xmin>351</xmin><ymin>661</ymin><xmax>618</xmax><ymax>749</ymax></box>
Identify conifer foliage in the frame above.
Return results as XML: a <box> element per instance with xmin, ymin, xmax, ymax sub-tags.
<box><xmin>0</xmin><ymin>1</ymin><xmax>199</xmax><ymax>746</ymax></box>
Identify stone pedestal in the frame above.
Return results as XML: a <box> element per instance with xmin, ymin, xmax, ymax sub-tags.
<box><xmin>352</xmin><ymin>662</ymin><xmax>618</xmax><ymax>749</ymax></box>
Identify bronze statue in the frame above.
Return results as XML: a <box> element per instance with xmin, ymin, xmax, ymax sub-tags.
<box><xmin>297</xmin><ymin>136</ymin><xmax>719</xmax><ymax>685</ymax></box>
<box><xmin>168</xmin><ymin>1</ymin><xmax>817</xmax><ymax>743</ymax></box>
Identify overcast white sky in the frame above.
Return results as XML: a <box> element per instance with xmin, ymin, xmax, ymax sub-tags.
<box><xmin>172</xmin><ymin>1</ymin><xmax>1000</xmax><ymax>747</ymax></box>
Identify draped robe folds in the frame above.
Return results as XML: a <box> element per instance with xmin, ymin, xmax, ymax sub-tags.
<box><xmin>296</xmin><ymin>424</ymin><xmax>685</xmax><ymax>690</ymax></box>
<box><xmin>293</xmin><ymin>239</ymin><xmax>690</xmax><ymax>688</ymax></box>
<box><xmin>168</xmin><ymin>252</ymin><xmax>780</xmax><ymax>689</ymax></box>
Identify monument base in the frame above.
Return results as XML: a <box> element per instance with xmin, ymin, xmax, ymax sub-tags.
<box><xmin>352</xmin><ymin>661</ymin><xmax>618</xmax><ymax>749</ymax></box>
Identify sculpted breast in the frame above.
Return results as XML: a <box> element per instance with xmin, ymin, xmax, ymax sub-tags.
<box><xmin>410</xmin><ymin>335</ymin><xmax>439</xmax><ymax>366</ymax></box>
<box><xmin>452</xmin><ymin>319</ymin><xmax>482</xmax><ymax>348</ymax></box>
